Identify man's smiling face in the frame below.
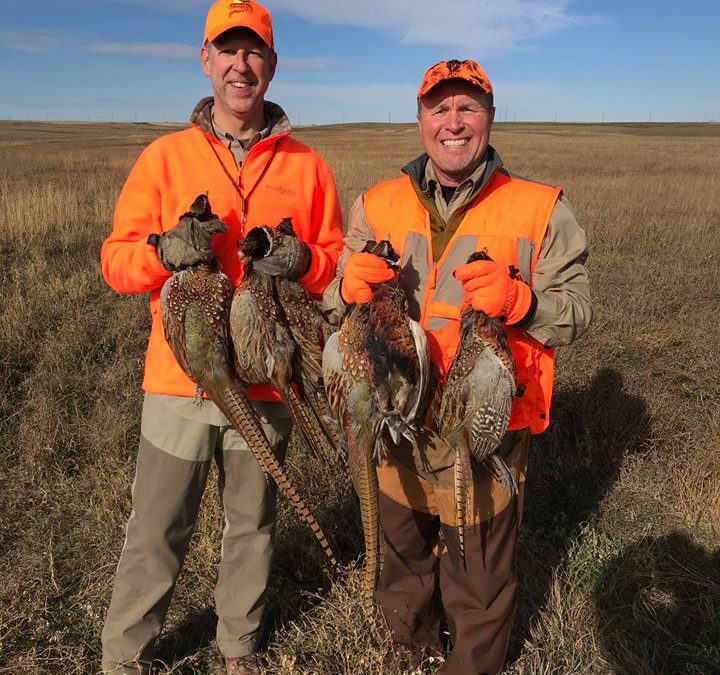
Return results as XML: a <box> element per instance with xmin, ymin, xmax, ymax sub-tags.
<box><xmin>201</xmin><ymin>27</ymin><xmax>277</xmax><ymax>129</ymax></box>
<box><xmin>417</xmin><ymin>79</ymin><xmax>495</xmax><ymax>186</ymax></box>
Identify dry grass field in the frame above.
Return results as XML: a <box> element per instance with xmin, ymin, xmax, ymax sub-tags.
<box><xmin>1</xmin><ymin>118</ymin><xmax>719</xmax><ymax>675</ymax></box>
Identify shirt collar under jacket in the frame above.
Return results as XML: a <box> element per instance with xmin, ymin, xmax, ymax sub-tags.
<box><xmin>190</xmin><ymin>96</ymin><xmax>292</xmax><ymax>165</ymax></box>
<box><xmin>210</xmin><ymin>109</ymin><xmax>268</xmax><ymax>166</ymax></box>
<box><xmin>423</xmin><ymin>156</ymin><xmax>489</xmax><ymax>222</ymax></box>
<box><xmin>403</xmin><ymin>146</ymin><xmax>500</xmax><ymax>198</ymax></box>
<box><xmin>401</xmin><ymin>146</ymin><xmax>505</xmax><ymax>262</ymax></box>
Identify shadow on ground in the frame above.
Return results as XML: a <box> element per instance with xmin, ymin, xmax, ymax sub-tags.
<box><xmin>154</xmin><ymin>607</ymin><xmax>217</xmax><ymax>668</ymax></box>
<box><xmin>261</xmin><ymin>477</ymin><xmax>362</xmax><ymax>642</ymax></box>
<box><xmin>595</xmin><ymin>531</ymin><xmax>720</xmax><ymax>675</ymax></box>
<box><xmin>510</xmin><ymin>367</ymin><xmax>652</xmax><ymax>661</ymax></box>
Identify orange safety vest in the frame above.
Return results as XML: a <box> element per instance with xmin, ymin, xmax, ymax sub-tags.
<box><xmin>101</xmin><ymin>124</ymin><xmax>343</xmax><ymax>400</ymax></box>
<box><xmin>364</xmin><ymin>168</ymin><xmax>561</xmax><ymax>434</ymax></box>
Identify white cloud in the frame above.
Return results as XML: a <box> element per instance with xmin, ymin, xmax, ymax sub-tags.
<box><xmin>254</xmin><ymin>0</ymin><xmax>580</xmax><ymax>52</ymax></box>
<box><xmin>105</xmin><ymin>0</ymin><xmax>587</xmax><ymax>52</ymax></box>
<box><xmin>0</xmin><ymin>31</ymin><xmax>61</xmax><ymax>53</ymax></box>
<box><xmin>86</xmin><ymin>41</ymin><xmax>199</xmax><ymax>60</ymax></box>
<box><xmin>84</xmin><ymin>41</ymin><xmax>332</xmax><ymax>71</ymax></box>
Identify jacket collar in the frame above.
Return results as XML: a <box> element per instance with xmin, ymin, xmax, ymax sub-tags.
<box><xmin>402</xmin><ymin>144</ymin><xmax>504</xmax><ymax>205</ymax></box>
<box><xmin>190</xmin><ymin>97</ymin><xmax>292</xmax><ymax>143</ymax></box>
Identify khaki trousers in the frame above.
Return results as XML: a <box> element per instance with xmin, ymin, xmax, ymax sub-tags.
<box><xmin>375</xmin><ymin>429</ymin><xmax>529</xmax><ymax>675</ymax></box>
<box><xmin>101</xmin><ymin>395</ymin><xmax>291</xmax><ymax>674</ymax></box>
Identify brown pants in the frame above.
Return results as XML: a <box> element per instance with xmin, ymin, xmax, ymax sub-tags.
<box><xmin>375</xmin><ymin>430</ymin><xmax>529</xmax><ymax>675</ymax></box>
<box><xmin>101</xmin><ymin>395</ymin><xmax>291</xmax><ymax>674</ymax></box>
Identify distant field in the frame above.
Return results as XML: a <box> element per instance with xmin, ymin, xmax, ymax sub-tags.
<box><xmin>0</xmin><ymin>120</ymin><xmax>718</xmax><ymax>674</ymax></box>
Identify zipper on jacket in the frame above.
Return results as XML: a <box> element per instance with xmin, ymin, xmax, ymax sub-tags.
<box><xmin>198</xmin><ymin>127</ymin><xmax>284</xmax><ymax>233</ymax></box>
<box><xmin>415</xmin><ymin>161</ymin><xmax>503</xmax><ymax>331</ymax></box>
<box><xmin>419</xmin><ymin>211</ymin><xmax>436</xmax><ymax>329</ymax></box>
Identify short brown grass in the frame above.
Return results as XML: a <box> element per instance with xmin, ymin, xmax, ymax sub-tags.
<box><xmin>1</xmin><ymin>120</ymin><xmax>719</xmax><ymax>674</ymax></box>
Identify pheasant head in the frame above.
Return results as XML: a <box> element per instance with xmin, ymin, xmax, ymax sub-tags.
<box><xmin>239</xmin><ymin>225</ymin><xmax>273</xmax><ymax>263</ymax></box>
<box><xmin>170</xmin><ymin>193</ymin><xmax>228</xmax><ymax>270</ymax></box>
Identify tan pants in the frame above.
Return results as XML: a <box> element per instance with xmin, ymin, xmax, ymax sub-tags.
<box><xmin>101</xmin><ymin>395</ymin><xmax>291</xmax><ymax>674</ymax></box>
<box><xmin>375</xmin><ymin>429</ymin><xmax>529</xmax><ymax>675</ymax></box>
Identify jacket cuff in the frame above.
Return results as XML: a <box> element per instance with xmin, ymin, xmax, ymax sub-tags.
<box><xmin>513</xmin><ymin>289</ymin><xmax>538</xmax><ymax>328</ymax></box>
<box><xmin>298</xmin><ymin>243</ymin><xmax>336</xmax><ymax>295</ymax></box>
<box><xmin>505</xmin><ymin>281</ymin><xmax>534</xmax><ymax>325</ymax></box>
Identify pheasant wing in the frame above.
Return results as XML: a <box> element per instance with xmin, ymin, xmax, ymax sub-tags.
<box><xmin>276</xmin><ymin>277</ymin><xmax>343</xmax><ymax>461</ymax></box>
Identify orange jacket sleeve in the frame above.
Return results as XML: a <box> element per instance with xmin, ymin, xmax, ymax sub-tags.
<box><xmin>100</xmin><ymin>145</ymin><xmax>171</xmax><ymax>294</ymax></box>
<box><xmin>298</xmin><ymin>160</ymin><xmax>343</xmax><ymax>295</ymax></box>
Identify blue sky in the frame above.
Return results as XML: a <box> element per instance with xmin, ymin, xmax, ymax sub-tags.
<box><xmin>1</xmin><ymin>0</ymin><xmax>718</xmax><ymax>124</ymax></box>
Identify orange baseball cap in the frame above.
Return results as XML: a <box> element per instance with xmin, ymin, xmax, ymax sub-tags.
<box><xmin>417</xmin><ymin>59</ymin><xmax>493</xmax><ymax>98</ymax></box>
<box><xmin>203</xmin><ymin>0</ymin><xmax>274</xmax><ymax>48</ymax></box>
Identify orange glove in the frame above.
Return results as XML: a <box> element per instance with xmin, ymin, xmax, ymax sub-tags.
<box><xmin>454</xmin><ymin>259</ymin><xmax>533</xmax><ymax>324</ymax></box>
<box><xmin>340</xmin><ymin>251</ymin><xmax>396</xmax><ymax>304</ymax></box>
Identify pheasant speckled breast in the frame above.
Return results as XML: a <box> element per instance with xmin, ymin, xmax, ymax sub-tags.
<box><xmin>436</xmin><ymin>251</ymin><xmax>518</xmax><ymax>564</ymax></box>
<box><xmin>230</xmin><ymin>246</ymin><xmax>295</xmax><ymax>393</ymax></box>
<box><xmin>161</xmin><ymin>262</ymin><xmax>234</xmax><ymax>387</ymax></box>
<box><xmin>161</xmin><ymin>196</ymin><xmax>336</xmax><ymax>567</ymax></box>
<box><xmin>322</xmin><ymin>239</ymin><xmax>431</xmax><ymax>609</ymax></box>
<box><xmin>160</xmin><ymin>195</ymin><xmax>233</xmax><ymax>387</ymax></box>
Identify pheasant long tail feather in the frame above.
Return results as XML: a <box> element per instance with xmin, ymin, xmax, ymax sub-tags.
<box><xmin>283</xmin><ymin>387</ymin><xmax>339</xmax><ymax>467</ymax></box>
<box><xmin>285</xmin><ymin>387</ymin><xmax>342</xmax><ymax>468</ymax></box>
<box><xmin>214</xmin><ymin>383</ymin><xmax>338</xmax><ymax>567</ymax></box>
<box><xmin>304</xmin><ymin>388</ymin><xmax>345</xmax><ymax>464</ymax></box>
<box><xmin>453</xmin><ymin>444</ymin><xmax>473</xmax><ymax>567</ymax></box>
<box><xmin>347</xmin><ymin>418</ymin><xmax>381</xmax><ymax>612</ymax></box>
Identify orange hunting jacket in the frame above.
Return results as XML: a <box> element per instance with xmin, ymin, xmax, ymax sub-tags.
<box><xmin>101</xmin><ymin>99</ymin><xmax>343</xmax><ymax>400</ymax></box>
<box><xmin>362</xmin><ymin>160</ymin><xmax>561</xmax><ymax>434</ymax></box>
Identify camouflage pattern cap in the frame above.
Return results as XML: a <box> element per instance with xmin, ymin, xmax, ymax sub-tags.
<box><xmin>417</xmin><ymin>59</ymin><xmax>493</xmax><ymax>98</ymax></box>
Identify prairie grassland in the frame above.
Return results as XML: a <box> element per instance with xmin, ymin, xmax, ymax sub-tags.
<box><xmin>0</xmin><ymin>119</ymin><xmax>719</xmax><ymax>675</ymax></box>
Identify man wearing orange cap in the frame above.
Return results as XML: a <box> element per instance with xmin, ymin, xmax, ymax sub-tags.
<box><xmin>100</xmin><ymin>2</ymin><xmax>342</xmax><ymax>673</ymax></box>
<box><xmin>323</xmin><ymin>59</ymin><xmax>591</xmax><ymax>674</ymax></box>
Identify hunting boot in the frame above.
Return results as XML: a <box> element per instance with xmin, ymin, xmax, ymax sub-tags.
<box><xmin>225</xmin><ymin>654</ymin><xmax>262</xmax><ymax>675</ymax></box>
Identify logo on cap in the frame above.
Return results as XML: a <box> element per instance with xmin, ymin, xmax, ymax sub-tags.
<box><xmin>229</xmin><ymin>0</ymin><xmax>252</xmax><ymax>16</ymax></box>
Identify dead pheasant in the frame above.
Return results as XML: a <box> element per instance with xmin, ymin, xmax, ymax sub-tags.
<box><xmin>160</xmin><ymin>194</ymin><xmax>337</xmax><ymax>567</ymax></box>
<box><xmin>230</xmin><ymin>224</ymin><xmax>340</xmax><ymax>475</ymax></box>
<box><xmin>242</xmin><ymin>218</ymin><xmax>343</xmax><ymax>465</ymax></box>
<box><xmin>322</xmin><ymin>239</ymin><xmax>431</xmax><ymax>610</ymax></box>
<box><xmin>435</xmin><ymin>250</ymin><xmax>518</xmax><ymax>564</ymax></box>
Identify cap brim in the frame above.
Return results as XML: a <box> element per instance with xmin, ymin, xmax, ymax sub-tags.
<box><xmin>204</xmin><ymin>23</ymin><xmax>272</xmax><ymax>47</ymax></box>
<box><xmin>418</xmin><ymin>76</ymin><xmax>491</xmax><ymax>99</ymax></box>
